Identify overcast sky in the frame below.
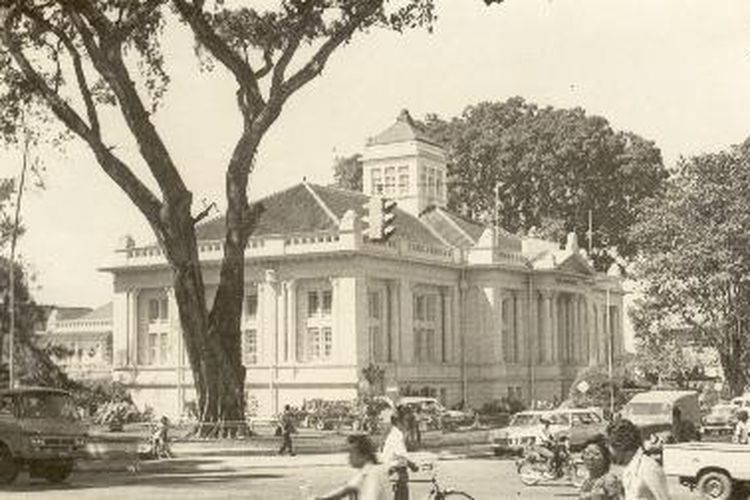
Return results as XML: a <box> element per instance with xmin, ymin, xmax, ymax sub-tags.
<box><xmin>5</xmin><ymin>0</ymin><xmax>750</xmax><ymax>310</ymax></box>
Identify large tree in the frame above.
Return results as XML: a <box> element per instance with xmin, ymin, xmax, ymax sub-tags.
<box><xmin>423</xmin><ymin>98</ymin><xmax>668</xmax><ymax>270</ymax></box>
<box><xmin>629</xmin><ymin>145</ymin><xmax>750</xmax><ymax>396</ymax></box>
<box><xmin>0</xmin><ymin>0</ymin><xmax>504</xmax><ymax>432</ymax></box>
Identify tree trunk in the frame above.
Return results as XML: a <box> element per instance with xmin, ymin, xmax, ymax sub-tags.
<box><xmin>719</xmin><ymin>348</ymin><xmax>748</xmax><ymax>397</ymax></box>
<box><xmin>160</xmin><ymin>197</ymin><xmax>247</xmax><ymax>437</ymax></box>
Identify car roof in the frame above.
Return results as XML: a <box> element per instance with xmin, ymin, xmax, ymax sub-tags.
<box><xmin>627</xmin><ymin>390</ymin><xmax>697</xmax><ymax>403</ymax></box>
<box><xmin>398</xmin><ymin>397</ymin><xmax>439</xmax><ymax>403</ymax></box>
<box><xmin>0</xmin><ymin>386</ymin><xmax>71</xmax><ymax>397</ymax></box>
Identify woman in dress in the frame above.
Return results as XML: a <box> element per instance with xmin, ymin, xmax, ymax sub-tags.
<box><xmin>580</xmin><ymin>435</ymin><xmax>624</xmax><ymax>500</ymax></box>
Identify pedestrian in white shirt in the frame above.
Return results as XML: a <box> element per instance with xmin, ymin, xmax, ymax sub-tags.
<box><xmin>607</xmin><ymin>419</ymin><xmax>670</xmax><ymax>500</ymax></box>
<box><xmin>734</xmin><ymin>410</ymin><xmax>750</xmax><ymax>444</ymax></box>
<box><xmin>313</xmin><ymin>434</ymin><xmax>389</xmax><ymax>500</ymax></box>
<box><xmin>381</xmin><ymin>408</ymin><xmax>418</xmax><ymax>500</ymax></box>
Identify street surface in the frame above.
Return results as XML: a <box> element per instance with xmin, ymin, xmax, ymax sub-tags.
<box><xmin>1</xmin><ymin>452</ymin><xmax>698</xmax><ymax>499</ymax></box>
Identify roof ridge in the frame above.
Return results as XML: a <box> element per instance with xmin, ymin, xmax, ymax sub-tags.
<box><xmin>304</xmin><ymin>183</ymin><xmax>341</xmax><ymax>226</ymax></box>
<box><xmin>313</xmin><ymin>183</ymin><xmax>367</xmax><ymax>198</ymax></box>
<box><xmin>435</xmin><ymin>207</ymin><xmax>476</xmax><ymax>243</ymax></box>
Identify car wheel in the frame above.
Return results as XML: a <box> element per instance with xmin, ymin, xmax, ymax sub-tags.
<box><xmin>697</xmin><ymin>470</ymin><xmax>733</xmax><ymax>500</ymax></box>
<box><xmin>39</xmin><ymin>460</ymin><xmax>74</xmax><ymax>484</ymax></box>
<box><xmin>0</xmin><ymin>443</ymin><xmax>18</xmax><ymax>485</ymax></box>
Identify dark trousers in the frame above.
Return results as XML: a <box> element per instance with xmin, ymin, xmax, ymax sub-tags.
<box><xmin>391</xmin><ymin>466</ymin><xmax>410</xmax><ymax>500</ymax></box>
<box><xmin>279</xmin><ymin>432</ymin><xmax>293</xmax><ymax>455</ymax></box>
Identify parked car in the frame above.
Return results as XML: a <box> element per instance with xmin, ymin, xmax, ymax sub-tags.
<box><xmin>622</xmin><ymin>390</ymin><xmax>701</xmax><ymax>439</ymax></box>
<box><xmin>0</xmin><ymin>387</ymin><xmax>89</xmax><ymax>484</ymax></box>
<box><xmin>701</xmin><ymin>403</ymin><xmax>737</xmax><ymax>437</ymax></box>
<box><xmin>397</xmin><ymin>397</ymin><xmax>474</xmax><ymax>431</ymax></box>
<box><xmin>551</xmin><ymin>407</ymin><xmax>609</xmax><ymax>451</ymax></box>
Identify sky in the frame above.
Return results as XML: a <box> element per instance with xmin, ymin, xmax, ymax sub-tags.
<box><xmin>4</xmin><ymin>0</ymin><xmax>750</xmax><ymax>311</ymax></box>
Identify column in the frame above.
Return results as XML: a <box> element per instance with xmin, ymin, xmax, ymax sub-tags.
<box><xmin>287</xmin><ymin>280</ymin><xmax>297</xmax><ymax>363</ymax></box>
<box><xmin>129</xmin><ymin>288</ymin><xmax>139</xmax><ymax>367</ymax></box>
<box><xmin>577</xmin><ymin>295</ymin><xmax>585</xmax><ymax>364</ymax></box>
<box><xmin>550</xmin><ymin>292</ymin><xmax>558</xmax><ymax>363</ymax></box>
<box><xmin>399</xmin><ymin>279</ymin><xmax>412</xmax><ymax>363</ymax></box>
<box><xmin>540</xmin><ymin>291</ymin><xmax>552</xmax><ymax>364</ymax></box>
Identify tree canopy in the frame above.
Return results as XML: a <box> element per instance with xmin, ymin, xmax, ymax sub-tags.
<box><xmin>629</xmin><ymin>145</ymin><xmax>750</xmax><ymax>396</ymax></box>
<box><xmin>332</xmin><ymin>153</ymin><xmax>363</xmax><ymax>191</ymax></box>
<box><xmin>423</xmin><ymin>98</ymin><xmax>668</xmax><ymax>270</ymax></box>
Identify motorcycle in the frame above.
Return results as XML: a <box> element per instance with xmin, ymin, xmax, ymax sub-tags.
<box><xmin>515</xmin><ymin>438</ymin><xmax>587</xmax><ymax>487</ymax></box>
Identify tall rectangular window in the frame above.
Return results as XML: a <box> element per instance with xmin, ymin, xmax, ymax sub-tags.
<box><xmin>245</xmin><ymin>293</ymin><xmax>258</xmax><ymax>319</ymax></box>
<box><xmin>148</xmin><ymin>299</ymin><xmax>160</xmax><ymax>323</ymax></box>
<box><xmin>160</xmin><ymin>298</ymin><xmax>168</xmax><ymax>321</ymax></box>
<box><xmin>398</xmin><ymin>166</ymin><xmax>409</xmax><ymax>195</ymax></box>
<box><xmin>159</xmin><ymin>332</ymin><xmax>169</xmax><ymax>364</ymax></box>
<box><xmin>368</xmin><ymin>290</ymin><xmax>385</xmax><ymax>362</ymax></box>
<box><xmin>371</xmin><ymin>169</ymin><xmax>382</xmax><ymax>195</ymax></box>
<box><xmin>243</xmin><ymin>329</ymin><xmax>258</xmax><ymax>365</ymax></box>
<box><xmin>148</xmin><ymin>333</ymin><xmax>158</xmax><ymax>365</ymax></box>
<box><xmin>384</xmin><ymin>167</ymin><xmax>396</xmax><ymax>195</ymax></box>
<box><xmin>413</xmin><ymin>290</ymin><xmax>440</xmax><ymax>363</ymax></box>
<box><xmin>301</xmin><ymin>287</ymin><xmax>334</xmax><ymax>363</ymax></box>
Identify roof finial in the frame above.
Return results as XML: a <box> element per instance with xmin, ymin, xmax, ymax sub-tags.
<box><xmin>397</xmin><ymin>109</ymin><xmax>412</xmax><ymax>123</ymax></box>
<box><xmin>302</xmin><ymin>176</ymin><xmax>308</xmax><ymax>184</ymax></box>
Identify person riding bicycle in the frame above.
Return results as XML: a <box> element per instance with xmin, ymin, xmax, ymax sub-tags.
<box><xmin>534</xmin><ymin>415</ymin><xmax>564</xmax><ymax>478</ymax></box>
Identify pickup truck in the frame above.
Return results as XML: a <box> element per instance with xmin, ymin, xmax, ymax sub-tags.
<box><xmin>0</xmin><ymin>387</ymin><xmax>88</xmax><ymax>484</ymax></box>
<box><xmin>663</xmin><ymin>442</ymin><xmax>750</xmax><ymax>500</ymax></box>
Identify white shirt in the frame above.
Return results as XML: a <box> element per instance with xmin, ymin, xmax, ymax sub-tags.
<box><xmin>735</xmin><ymin>420</ymin><xmax>750</xmax><ymax>444</ymax></box>
<box><xmin>346</xmin><ymin>463</ymin><xmax>390</xmax><ymax>500</ymax></box>
<box><xmin>622</xmin><ymin>447</ymin><xmax>671</xmax><ymax>500</ymax></box>
<box><xmin>381</xmin><ymin>426</ymin><xmax>409</xmax><ymax>469</ymax></box>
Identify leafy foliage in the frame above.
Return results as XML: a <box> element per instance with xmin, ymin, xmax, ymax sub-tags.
<box><xmin>629</xmin><ymin>145</ymin><xmax>750</xmax><ymax>396</ymax></box>
<box><xmin>423</xmin><ymin>98</ymin><xmax>668</xmax><ymax>270</ymax></box>
<box><xmin>568</xmin><ymin>356</ymin><xmax>641</xmax><ymax>415</ymax></box>
<box><xmin>332</xmin><ymin>153</ymin><xmax>363</xmax><ymax>191</ymax></box>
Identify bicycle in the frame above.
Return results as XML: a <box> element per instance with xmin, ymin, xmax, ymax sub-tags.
<box><xmin>407</xmin><ymin>462</ymin><xmax>475</xmax><ymax>499</ymax></box>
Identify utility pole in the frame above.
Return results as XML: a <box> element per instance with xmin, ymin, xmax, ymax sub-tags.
<box><xmin>606</xmin><ymin>286</ymin><xmax>613</xmax><ymax>417</ymax></box>
<box><xmin>587</xmin><ymin>209</ymin><xmax>593</xmax><ymax>256</ymax></box>
<box><xmin>8</xmin><ymin>134</ymin><xmax>31</xmax><ymax>389</ymax></box>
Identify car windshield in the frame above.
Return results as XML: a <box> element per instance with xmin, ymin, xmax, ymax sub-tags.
<box><xmin>19</xmin><ymin>393</ymin><xmax>78</xmax><ymax>420</ymax></box>
<box><xmin>625</xmin><ymin>402</ymin><xmax>670</xmax><ymax>416</ymax></box>
<box><xmin>712</xmin><ymin>406</ymin><xmax>735</xmax><ymax>416</ymax></box>
<box><xmin>510</xmin><ymin>413</ymin><xmax>540</xmax><ymax>426</ymax></box>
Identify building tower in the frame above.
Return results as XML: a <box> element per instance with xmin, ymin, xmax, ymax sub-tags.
<box><xmin>362</xmin><ymin>109</ymin><xmax>448</xmax><ymax>216</ymax></box>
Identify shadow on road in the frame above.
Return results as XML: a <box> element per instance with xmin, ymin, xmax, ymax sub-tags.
<box><xmin>1</xmin><ymin>459</ymin><xmax>287</xmax><ymax>492</ymax></box>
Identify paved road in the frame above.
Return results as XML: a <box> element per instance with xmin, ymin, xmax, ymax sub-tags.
<box><xmin>1</xmin><ymin>453</ymin><xmax>698</xmax><ymax>499</ymax></box>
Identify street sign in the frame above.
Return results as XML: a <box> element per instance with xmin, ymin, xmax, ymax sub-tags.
<box><xmin>577</xmin><ymin>380</ymin><xmax>590</xmax><ymax>394</ymax></box>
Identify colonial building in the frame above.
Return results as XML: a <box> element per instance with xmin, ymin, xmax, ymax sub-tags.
<box><xmin>34</xmin><ymin>304</ymin><xmax>113</xmax><ymax>381</ymax></box>
<box><xmin>103</xmin><ymin>110</ymin><xmax>625</xmax><ymax>418</ymax></box>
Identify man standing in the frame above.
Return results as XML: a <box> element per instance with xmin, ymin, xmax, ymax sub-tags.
<box><xmin>608</xmin><ymin>419</ymin><xmax>671</xmax><ymax>500</ymax></box>
<box><xmin>278</xmin><ymin>404</ymin><xmax>296</xmax><ymax>456</ymax></box>
<box><xmin>381</xmin><ymin>408</ymin><xmax>418</xmax><ymax>500</ymax></box>
<box><xmin>734</xmin><ymin>410</ymin><xmax>750</xmax><ymax>444</ymax></box>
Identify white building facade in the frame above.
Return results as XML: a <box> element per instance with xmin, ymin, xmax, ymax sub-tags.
<box><xmin>103</xmin><ymin>111</ymin><xmax>625</xmax><ymax>418</ymax></box>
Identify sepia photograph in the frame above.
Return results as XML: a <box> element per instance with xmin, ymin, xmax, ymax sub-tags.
<box><xmin>1</xmin><ymin>0</ymin><xmax>750</xmax><ymax>498</ymax></box>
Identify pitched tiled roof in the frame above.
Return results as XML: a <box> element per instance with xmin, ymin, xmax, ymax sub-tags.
<box><xmin>80</xmin><ymin>302</ymin><xmax>112</xmax><ymax>321</ymax></box>
<box><xmin>196</xmin><ymin>184</ymin><xmax>338</xmax><ymax>240</ymax></box>
<box><xmin>438</xmin><ymin>210</ymin><xmax>486</xmax><ymax>242</ymax></box>
<box><xmin>196</xmin><ymin>183</ymin><xmax>446</xmax><ymax>248</ymax></box>
<box><xmin>419</xmin><ymin>207</ymin><xmax>476</xmax><ymax>249</ymax></box>
<box><xmin>367</xmin><ymin>110</ymin><xmax>441</xmax><ymax>148</ymax></box>
<box><xmin>55</xmin><ymin>307</ymin><xmax>93</xmax><ymax>321</ymax></box>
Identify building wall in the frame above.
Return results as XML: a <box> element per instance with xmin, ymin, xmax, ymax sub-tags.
<box><xmin>109</xmin><ymin>251</ymin><xmax>624</xmax><ymax>418</ymax></box>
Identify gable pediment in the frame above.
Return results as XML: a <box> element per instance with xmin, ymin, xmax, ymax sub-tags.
<box><xmin>556</xmin><ymin>253</ymin><xmax>595</xmax><ymax>276</ymax></box>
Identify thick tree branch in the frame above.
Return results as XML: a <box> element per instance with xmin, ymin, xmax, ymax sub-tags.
<box><xmin>112</xmin><ymin>0</ymin><xmax>166</xmax><ymax>43</ymax></box>
<box><xmin>19</xmin><ymin>4</ymin><xmax>101</xmax><ymax>137</ymax></box>
<box><xmin>173</xmin><ymin>0</ymin><xmax>264</xmax><ymax>114</ymax></box>
<box><xmin>279</xmin><ymin>3</ymin><xmax>380</xmax><ymax>102</ymax></box>
<box><xmin>1</xmin><ymin>8</ymin><xmax>162</xmax><ymax>228</ymax></box>
<box><xmin>65</xmin><ymin>9</ymin><xmax>190</xmax><ymax>207</ymax></box>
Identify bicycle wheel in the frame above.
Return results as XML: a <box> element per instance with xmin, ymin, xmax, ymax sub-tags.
<box><xmin>437</xmin><ymin>491</ymin><xmax>475</xmax><ymax>499</ymax></box>
<box><xmin>516</xmin><ymin>461</ymin><xmax>542</xmax><ymax>486</ymax></box>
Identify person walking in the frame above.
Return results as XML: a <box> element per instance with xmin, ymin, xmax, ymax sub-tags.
<box><xmin>382</xmin><ymin>408</ymin><xmax>418</xmax><ymax>500</ymax></box>
<box><xmin>278</xmin><ymin>404</ymin><xmax>296</xmax><ymax>456</ymax></box>
<box><xmin>313</xmin><ymin>434</ymin><xmax>389</xmax><ymax>500</ymax></box>
<box><xmin>579</xmin><ymin>435</ymin><xmax>624</xmax><ymax>500</ymax></box>
<box><xmin>608</xmin><ymin>419</ymin><xmax>670</xmax><ymax>500</ymax></box>
<box><xmin>734</xmin><ymin>409</ymin><xmax>750</xmax><ymax>444</ymax></box>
